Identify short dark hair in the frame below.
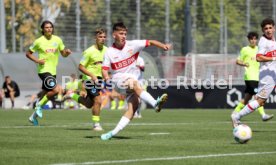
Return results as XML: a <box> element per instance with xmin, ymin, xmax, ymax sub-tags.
<box><xmin>41</xmin><ymin>20</ymin><xmax>54</xmax><ymax>35</ymax></box>
<box><xmin>247</xmin><ymin>31</ymin><xmax>258</xmax><ymax>40</ymax></box>
<box><xmin>261</xmin><ymin>18</ymin><xmax>275</xmax><ymax>28</ymax></box>
<box><xmin>112</xmin><ymin>22</ymin><xmax>127</xmax><ymax>32</ymax></box>
<box><xmin>94</xmin><ymin>28</ymin><xmax>106</xmax><ymax>36</ymax></box>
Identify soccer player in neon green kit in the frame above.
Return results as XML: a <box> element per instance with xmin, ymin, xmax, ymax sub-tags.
<box><xmin>67</xmin><ymin>28</ymin><xmax>107</xmax><ymax>131</ymax></box>
<box><xmin>26</xmin><ymin>20</ymin><xmax>72</xmax><ymax>125</ymax></box>
<box><xmin>233</xmin><ymin>31</ymin><xmax>273</xmax><ymax>122</ymax></box>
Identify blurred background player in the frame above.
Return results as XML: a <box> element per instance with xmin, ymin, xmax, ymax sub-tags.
<box><xmin>231</xmin><ymin>18</ymin><xmax>276</xmax><ymax>127</ymax></box>
<box><xmin>26</xmin><ymin>20</ymin><xmax>72</xmax><ymax>126</ymax></box>
<box><xmin>66</xmin><ymin>28</ymin><xmax>107</xmax><ymax>131</ymax></box>
<box><xmin>63</xmin><ymin>73</ymin><xmax>82</xmax><ymax>109</ymax></box>
<box><xmin>109</xmin><ymin>89</ymin><xmax>126</xmax><ymax>110</ymax></box>
<box><xmin>134</xmin><ymin>56</ymin><xmax>146</xmax><ymax>118</ymax></box>
<box><xmin>1</xmin><ymin>76</ymin><xmax>20</xmax><ymax>109</ymax></box>
<box><xmin>233</xmin><ymin>31</ymin><xmax>273</xmax><ymax>121</ymax></box>
<box><xmin>101</xmin><ymin>22</ymin><xmax>170</xmax><ymax>140</ymax></box>
<box><xmin>22</xmin><ymin>90</ymin><xmax>47</xmax><ymax>110</ymax></box>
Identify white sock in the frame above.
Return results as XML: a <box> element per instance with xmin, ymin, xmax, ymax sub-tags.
<box><xmin>111</xmin><ymin>116</ymin><xmax>130</xmax><ymax>136</ymax></box>
<box><xmin>238</xmin><ymin>100</ymin><xmax>260</xmax><ymax>118</ymax></box>
<box><xmin>139</xmin><ymin>91</ymin><xmax>156</xmax><ymax>107</ymax></box>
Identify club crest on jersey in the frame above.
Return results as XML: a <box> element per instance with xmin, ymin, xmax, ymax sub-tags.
<box><xmin>52</xmin><ymin>42</ymin><xmax>58</xmax><ymax>47</ymax></box>
<box><xmin>195</xmin><ymin>92</ymin><xmax>203</xmax><ymax>103</ymax></box>
<box><xmin>128</xmin><ymin>49</ymin><xmax>133</xmax><ymax>56</ymax></box>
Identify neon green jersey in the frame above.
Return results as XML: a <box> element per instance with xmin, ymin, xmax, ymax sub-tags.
<box><xmin>237</xmin><ymin>46</ymin><xmax>259</xmax><ymax>81</ymax></box>
<box><xmin>65</xmin><ymin>80</ymin><xmax>82</xmax><ymax>91</ymax></box>
<box><xmin>29</xmin><ymin>35</ymin><xmax>65</xmax><ymax>75</ymax></box>
<box><xmin>80</xmin><ymin>45</ymin><xmax>107</xmax><ymax>80</ymax></box>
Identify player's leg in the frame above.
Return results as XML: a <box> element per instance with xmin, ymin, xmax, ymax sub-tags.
<box><xmin>117</xmin><ymin>94</ymin><xmax>126</xmax><ymax>110</ymax></box>
<box><xmin>35</xmin><ymin>73</ymin><xmax>59</xmax><ymax>117</ymax></box>
<box><xmin>234</xmin><ymin>99</ymin><xmax>245</xmax><ymax>112</ymax></box>
<box><xmin>109</xmin><ymin>90</ymin><xmax>118</xmax><ymax>110</ymax></box>
<box><xmin>244</xmin><ymin>80</ymin><xmax>273</xmax><ymax>121</ymax></box>
<box><xmin>126</xmin><ymin>78</ymin><xmax>168</xmax><ymax>112</ymax></box>
<box><xmin>101</xmin><ymin>94</ymin><xmax>139</xmax><ymax>140</ymax></box>
<box><xmin>0</xmin><ymin>93</ymin><xmax>2</xmax><ymax>108</ymax></box>
<box><xmin>9</xmin><ymin>90</ymin><xmax>15</xmax><ymax>108</ymax></box>
<box><xmin>92</xmin><ymin>95</ymin><xmax>103</xmax><ymax>131</ymax></box>
<box><xmin>231</xmin><ymin>77</ymin><xmax>274</xmax><ymax>127</ymax></box>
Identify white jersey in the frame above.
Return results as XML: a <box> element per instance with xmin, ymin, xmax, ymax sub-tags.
<box><xmin>102</xmin><ymin>40</ymin><xmax>149</xmax><ymax>80</ymax></box>
<box><xmin>257</xmin><ymin>36</ymin><xmax>276</xmax><ymax>73</ymax></box>
<box><xmin>256</xmin><ymin>35</ymin><xmax>276</xmax><ymax>99</ymax></box>
<box><xmin>135</xmin><ymin>56</ymin><xmax>145</xmax><ymax>80</ymax></box>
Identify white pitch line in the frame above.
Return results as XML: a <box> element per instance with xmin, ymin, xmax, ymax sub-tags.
<box><xmin>149</xmin><ymin>132</ymin><xmax>170</xmax><ymax>135</ymax></box>
<box><xmin>50</xmin><ymin>151</ymin><xmax>276</xmax><ymax>165</ymax></box>
<box><xmin>0</xmin><ymin>121</ymin><xmax>275</xmax><ymax>129</ymax></box>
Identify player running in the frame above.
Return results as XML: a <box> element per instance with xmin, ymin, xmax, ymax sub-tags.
<box><xmin>231</xmin><ymin>18</ymin><xmax>276</xmax><ymax>127</ymax></box>
<box><xmin>65</xmin><ymin>28</ymin><xmax>107</xmax><ymax>131</ymax></box>
<box><xmin>233</xmin><ymin>31</ymin><xmax>273</xmax><ymax>122</ymax></box>
<box><xmin>26</xmin><ymin>20</ymin><xmax>72</xmax><ymax>126</ymax></box>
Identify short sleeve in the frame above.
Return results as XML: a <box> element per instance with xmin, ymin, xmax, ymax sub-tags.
<box><xmin>29</xmin><ymin>40</ymin><xmax>38</xmax><ymax>53</ymax></box>
<box><xmin>80</xmin><ymin>50</ymin><xmax>90</xmax><ymax>67</ymax></box>
<box><xmin>257</xmin><ymin>38</ymin><xmax>267</xmax><ymax>55</ymax></box>
<box><xmin>102</xmin><ymin>51</ymin><xmax>111</xmax><ymax>70</ymax></box>
<box><xmin>137</xmin><ymin>57</ymin><xmax>145</xmax><ymax>67</ymax></box>
<box><xmin>58</xmin><ymin>38</ymin><xmax>65</xmax><ymax>51</ymax></box>
<box><xmin>238</xmin><ymin>47</ymin><xmax>246</xmax><ymax>61</ymax></box>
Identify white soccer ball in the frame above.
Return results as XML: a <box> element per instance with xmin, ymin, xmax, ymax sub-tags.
<box><xmin>233</xmin><ymin>124</ymin><xmax>252</xmax><ymax>144</ymax></box>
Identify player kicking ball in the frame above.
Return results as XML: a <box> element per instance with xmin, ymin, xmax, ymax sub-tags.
<box><xmin>100</xmin><ymin>22</ymin><xmax>170</xmax><ymax>140</ymax></box>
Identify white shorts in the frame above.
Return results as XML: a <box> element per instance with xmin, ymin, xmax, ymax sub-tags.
<box><xmin>112</xmin><ymin>73</ymin><xmax>138</xmax><ymax>95</ymax></box>
<box><xmin>256</xmin><ymin>72</ymin><xmax>276</xmax><ymax>99</ymax></box>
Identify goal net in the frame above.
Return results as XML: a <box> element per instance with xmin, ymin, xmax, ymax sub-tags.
<box><xmin>184</xmin><ymin>53</ymin><xmax>244</xmax><ymax>85</ymax></box>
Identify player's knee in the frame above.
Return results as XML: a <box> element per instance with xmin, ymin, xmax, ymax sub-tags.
<box><xmin>79</xmin><ymin>97</ymin><xmax>93</xmax><ymax>108</ymax></box>
<box><xmin>256</xmin><ymin>98</ymin><xmax>266</xmax><ymax>106</ymax></box>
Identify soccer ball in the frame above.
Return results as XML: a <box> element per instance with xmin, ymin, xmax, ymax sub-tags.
<box><xmin>233</xmin><ymin>124</ymin><xmax>252</xmax><ymax>144</ymax></box>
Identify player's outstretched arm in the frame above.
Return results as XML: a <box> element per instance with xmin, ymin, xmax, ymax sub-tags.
<box><xmin>148</xmin><ymin>40</ymin><xmax>172</xmax><ymax>51</ymax></box>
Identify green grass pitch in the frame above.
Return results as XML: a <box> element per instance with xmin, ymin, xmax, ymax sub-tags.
<box><xmin>0</xmin><ymin>109</ymin><xmax>276</xmax><ymax>165</ymax></box>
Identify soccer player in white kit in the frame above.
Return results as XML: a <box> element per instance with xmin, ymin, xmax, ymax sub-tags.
<box><xmin>231</xmin><ymin>18</ymin><xmax>276</xmax><ymax>127</ymax></box>
<box><xmin>101</xmin><ymin>22</ymin><xmax>170</xmax><ymax>140</ymax></box>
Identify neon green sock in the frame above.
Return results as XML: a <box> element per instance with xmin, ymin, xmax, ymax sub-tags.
<box><xmin>38</xmin><ymin>95</ymin><xmax>49</xmax><ymax>106</ymax></box>
<box><xmin>257</xmin><ymin>106</ymin><xmax>265</xmax><ymax>116</ymax></box>
<box><xmin>71</xmin><ymin>93</ymin><xmax>80</xmax><ymax>102</ymax></box>
<box><xmin>110</xmin><ymin>100</ymin><xmax>116</xmax><ymax>110</ymax></box>
<box><xmin>92</xmin><ymin>115</ymin><xmax>100</xmax><ymax>123</ymax></box>
<box><xmin>57</xmin><ymin>94</ymin><xmax>62</xmax><ymax>100</ymax></box>
<box><xmin>234</xmin><ymin>102</ymin><xmax>245</xmax><ymax>112</ymax></box>
<box><xmin>118</xmin><ymin>100</ymin><xmax>124</xmax><ymax>108</ymax></box>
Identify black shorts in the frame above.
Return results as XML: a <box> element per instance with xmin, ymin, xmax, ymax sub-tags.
<box><xmin>38</xmin><ymin>73</ymin><xmax>57</xmax><ymax>91</ymax></box>
<box><xmin>244</xmin><ymin>80</ymin><xmax>259</xmax><ymax>95</ymax></box>
<box><xmin>83</xmin><ymin>77</ymin><xmax>103</xmax><ymax>97</ymax></box>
